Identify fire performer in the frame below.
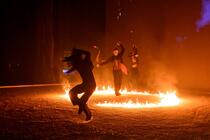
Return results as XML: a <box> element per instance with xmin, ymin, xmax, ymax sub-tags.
<box><xmin>63</xmin><ymin>48</ymin><xmax>96</xmax><ymax>121</ymax></box>
<box><xmin>129</xmin><ymin>44</ymin><xmax>140</xmax><ymax>90</ymax></box>
<box><xmin>97</xmin><ymin>42</ymin><xmax>127</xmax><ymax>96</ymax></box>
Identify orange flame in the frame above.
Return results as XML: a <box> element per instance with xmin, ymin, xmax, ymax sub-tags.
<box><xmin>96</xmin><ymin>91</ymin><xmax>180</xmax><ymax>108</ymax></box>
<box><xmin>63</xmin><ymin>85</ymin><xmax>180</xmax><ymax>108</ymax></box>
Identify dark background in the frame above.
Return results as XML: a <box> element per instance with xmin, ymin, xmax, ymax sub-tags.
<box><xmin>1</xmin><ymin>0</ymin><xmax>210</xmax><ymax>91</ymax></box>
<box><xmin>1</xmin><ymin>0</ymin><xmax>106</xmax><ymax>85</ymax></box>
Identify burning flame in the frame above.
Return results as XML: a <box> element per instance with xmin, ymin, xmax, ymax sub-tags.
<box><xmin>63</xmin><ymin>85</ymin><xmax>180</xmax><ymax>108</ymax></box>
<box><xmin>96</xmin><ymin>92</ymin><xmax>180</xmax><ymax>108</ymax></box>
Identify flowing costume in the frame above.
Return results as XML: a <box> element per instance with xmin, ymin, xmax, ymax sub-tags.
<box><xmin>100</xmin><ymin>44</ymin><xmax>126</xmax><ymax>95</ymax></box>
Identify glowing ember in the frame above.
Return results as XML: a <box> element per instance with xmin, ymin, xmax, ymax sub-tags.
<box><xmin>63</xmin><ymin>85</ymin><xmax>180</xmax><ymax>108</ymax></box>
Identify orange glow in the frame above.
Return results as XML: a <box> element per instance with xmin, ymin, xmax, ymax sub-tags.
<box><xmin>63</xmin><ymin>85</ymin><xmax>180</xmax><ymax>108</ymax></box>
<box><xmin>96</xmin><ymin>91</ymin><xmax>180</xmax><ymax>108</ymax></box>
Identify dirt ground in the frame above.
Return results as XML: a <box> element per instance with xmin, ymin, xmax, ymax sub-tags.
<box><xmin>0</xmin><ymin>87</ymin><xmax>210</xmax><ymax>140</ymax></box>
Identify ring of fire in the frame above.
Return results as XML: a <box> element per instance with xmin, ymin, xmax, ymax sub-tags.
<box><xmin>63</xmin><ymin>85</ymin><xmax>181</xmax><ymax>109</ymax></box>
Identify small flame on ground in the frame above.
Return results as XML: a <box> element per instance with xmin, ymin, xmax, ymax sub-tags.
<box><xmin>63</xmin><ymin>85</ymin><xmax>180</xmax><ymax>108</ymax></box>
<box><xmin>63</xmin><ymin>81</ymin><xmax>71</xmax><ymax>100</ymax></box>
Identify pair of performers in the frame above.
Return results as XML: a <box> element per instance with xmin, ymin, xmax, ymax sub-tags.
<box><xmin>63</xmin><ymin>43</ymin><xmax>138</xmax><ymax>121</ymax></box>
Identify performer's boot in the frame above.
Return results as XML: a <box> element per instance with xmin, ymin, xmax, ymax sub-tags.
<box><xmin>78</xmin><ymin>104</ymin><xmax>92</xmax><ymax>121</ymax></box>
<box><xmin>115</xmin><ymin>92</ymin><xmax>121</xmax><ymax>96</ymax></box>
<box><xmin>115</xmin><ymin>90</ymin><xmax>121</xmax><ymax>96</ymax></box>
<box><xmin>78</xmin><ymin>90</ymin><xmax>94</xmax><ymax>115</ymax></box>
<box><xmin>83</xmin><ymin>104</ymin><xmax>92</xmax><ymax>121</ymax></box>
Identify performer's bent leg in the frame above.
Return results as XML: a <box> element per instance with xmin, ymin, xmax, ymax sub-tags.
<box><xmin>113</xmin><ymin>70</ymin><xmax>118</xmax><ymax>93</ymax></box>
<box><xmin>118</xmin><ymin>71</ymin><xmax>122</xmax><ymax>90</ymax></box>
<box><xmin>78</xmin><ymin>82</ymin><xmax>96</xmax><ymax>115</ymax></box>
<box><xmin>69</xmin><ymin>84</ymin><xmax>85</xmax><ymax>105</ymax></box>
<box><xmin>113</xmin><ymin>70</ymin><xmax>122</xmax><ymax>95</ymax></box>
<box><xmin>80</xmin><ymin>90</ymin><xmax>94</xmax><ymax>105</ymax></box>
<box><xmin>80</xmin><ymin>82</ymin><xmax>96</xmax><ymax>106</ymax></box>
<box><xmin>83</xmin><ymin>104</ymin><xmax>92</xmax><ymax>121</ymax></box>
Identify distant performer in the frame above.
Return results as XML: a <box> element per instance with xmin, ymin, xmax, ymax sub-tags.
<box><xmin>129</xmin><ymin>44</ymin><xmax>140</xmax><ymax>89</ymax></box>
<box><xmin>63</xmin><ymin>48</ymin><xmax>96</xmax><ymax>121</ymax></box>
<box><xmin>97</xmin><ymin>42</ymin><xmax>127</xmax><ymax>96</ymax></box>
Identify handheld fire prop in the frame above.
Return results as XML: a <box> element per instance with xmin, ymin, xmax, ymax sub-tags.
<box><xmin>63</xmin><ymin>85</ymin><xmax>180</xmax><ymax>109</ymax></box>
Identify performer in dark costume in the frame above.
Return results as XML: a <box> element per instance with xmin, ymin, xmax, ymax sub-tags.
<box><xmin>97</xmin><ymin>42</ymin><xmax>127</xmax><ymax>96</ymax></box>
<box><xmin>63</xmin><ymin>48</ymin><xmax>96</xmax><ymax>121</ymax></box>
<box><xmin>129</xmin><ymin>44</ymin><xmax>140</xmax><ymax>89</ymax></box>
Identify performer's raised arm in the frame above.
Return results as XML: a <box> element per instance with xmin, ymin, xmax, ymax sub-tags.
<box><xmin>99</xmin><ymin>56</ymin><xmax>114</xmax><ymax>65</ymax></box>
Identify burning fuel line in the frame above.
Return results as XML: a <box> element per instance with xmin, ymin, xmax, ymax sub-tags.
<box><xmin>96</xmin><ymin>92</ymin><xmax>180</xmax><ymax>108</ymax></box>
<box><xmin>95</xmin><ymin>90</ymin><xmax>180</xmax><ymax>108</ymax></box>
<box><xmin>63</xmin><ymin>85</ymin><xmax>181</xmax><ymax>109</ymax></box>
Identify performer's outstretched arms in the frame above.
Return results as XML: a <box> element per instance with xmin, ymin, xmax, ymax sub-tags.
<box><xmin>99</xmin><ymin>56</ymin><xmax>114</xmax><ymax>65</ymax></box>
